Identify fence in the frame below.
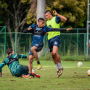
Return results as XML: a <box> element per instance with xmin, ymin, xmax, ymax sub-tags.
<box><xmin>0</xmin><ymin>26</ymin><xmax>6</xmax><ymax>58</ymax></box>
<box><xmin>0</xmin><ymin>30</ymin><xmax>87</xmax><ymax>60</ymax></box>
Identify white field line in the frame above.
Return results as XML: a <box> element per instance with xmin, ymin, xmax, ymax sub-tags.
<box><xmin>33</xmin><ymin>66</ymin><xmax>90</xmax><ymax>68</ymax></box>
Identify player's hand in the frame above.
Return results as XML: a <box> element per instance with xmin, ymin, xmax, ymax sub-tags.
<box><xmin>45</xmin><ymin>32</ymin><xmax>48</xmax><ymax>34</ymax></box>
<box><xmin>53</xmin><ymin>10</ymin><xmax>58</xmax><ymax>15</ymax></box>
<box><xmin>66</xmin><ymin>27</ymin><xmax>72</xmax><ymax>31</ymax></box>
<box><xmin>28</xmin><ymin>27</ymin><xmax>32</xmax><ymax>30</ymax></box>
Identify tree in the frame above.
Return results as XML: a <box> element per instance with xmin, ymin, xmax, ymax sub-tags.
<box><xmin>46</xmin><ymin>0</ymin><xmax>87</xmax><ymax>28</ymax></box>
<box><xmin>0</xmin><ymin>0</ymin><xmax>37</xmax><ymax>51</ymax></box>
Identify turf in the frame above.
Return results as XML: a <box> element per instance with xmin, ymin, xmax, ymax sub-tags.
<box><xmin>0</xmin><ymin>60</ymin><xmax>90</xmax><ymax>90</ymax></box>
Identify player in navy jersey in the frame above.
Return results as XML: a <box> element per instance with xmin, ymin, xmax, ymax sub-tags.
<box><xmin>0</xmin><ymin>48</ymin><xmax>40</xmax><ymax>78</ymax></box>
<box><xmin>23</xmin><ymin>18</ymin><xmax>72</xmax><ymax>79</ymax></box>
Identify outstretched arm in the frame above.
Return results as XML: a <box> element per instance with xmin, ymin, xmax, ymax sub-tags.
<box><xmin>50</xmin><ymin>27</ymin><xmax>72</xmax><ymax>32</ymax></box>
<box><xmin>23</xmin><ymin>27</ymin><xmax>32</xmax><ymax>33</ymax></box>
<box><xmin>23</xmin><ymin>24</ymin><xmax>35</xmax><ymax>33</ymax></box>
<box><xmin>0</xmin><ymin>59</ymin><xmax>6</xmax><ymax>77</ymax></box>
<box><xmin>18</xmin><ymin>54</ymin><xmax>27</xmax><ymax>58</ymax></box>
<box><xmin>53</xmin><ymin>10</ymin><xmax>67</xmax><ymax>21</ymax></box>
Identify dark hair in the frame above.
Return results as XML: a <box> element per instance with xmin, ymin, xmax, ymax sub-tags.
<box><xmin>45</xmin><ymin>10</ymin><xmax>52</xmax><ymax>14</ymax></box>
<box><xmin>38</xmin><ymin>18</ymin><xmax>45</xmax><ymax>22</ymax></box>
<box><xmin>6</xmin><ymin>48</ymin><xmax>13</xmax><ymax>55</ymax></box>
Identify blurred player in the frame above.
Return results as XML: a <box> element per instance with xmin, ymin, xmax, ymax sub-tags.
<box><xmin>0</xmin><ymin>48</ymin><xmax>40</xmax><ymax>78</ymax></box>
<box><xmin>45</xmin><ymin>10</ymin><xmax>67</xmax><ymax>77</ymax></box>
<box><xmin>23</xmin><ymin>18</ymin><xmax>72</xmax><ymax>79</ymax></box>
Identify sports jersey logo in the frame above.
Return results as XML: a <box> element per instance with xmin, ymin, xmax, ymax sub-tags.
<box><xmin>36</xmin><ymin>27</ymin><xmax>42</xmax><ymax>31</ymax></box>
<box><xmin>35</xmin><ymin>44</ymin><xmax>39</xmax><ymax>46</ymax></box>
<box><xmin>54</xmin><ymin>41</ymin><xmax>58</xmax><ymax>45</ymax></box>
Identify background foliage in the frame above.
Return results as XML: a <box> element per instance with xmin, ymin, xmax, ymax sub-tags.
<box><xmin>0</xmin><ymin>0</ymin><xmax>87</xmax><ymax>29</ymax></box>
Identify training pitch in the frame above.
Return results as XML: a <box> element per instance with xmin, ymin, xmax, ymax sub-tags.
<box><xmin>0</xmin><ymin>60</ymin><xmax>90</xmax><ymax>90</ymax></box>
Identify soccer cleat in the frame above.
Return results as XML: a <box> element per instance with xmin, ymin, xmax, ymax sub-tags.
<box><xmin>28</xmin><ymin>75</ymin><xmax>34</xmax><ymax>79</ymax></box>
<box><xmin>35</xmin><ymin>74</ymin><xmax>40</xmax><ymax>78</ymax></box>
<box><xmin>32</xmin><ymin>72</ymin><xmax>40</xmax><ymax>78</ymax></box>
<box><xmin>59</xmin><ymin>68</ymin><xmax>63</xmax><ymax>76</ymax></box>
<box><xmin>37</xmin><ymin>64</ymin><xmax>42</xmax><ymax>70</ymax></box>
<box><xmin>57</xmin><ymin>71</ymin><xmax>60</xmax><ymax>78</ymax></box>
<box><xmin>28</xmin><ymin>76</ymin><xmax>34</xmax><ymax>79</ymax></box>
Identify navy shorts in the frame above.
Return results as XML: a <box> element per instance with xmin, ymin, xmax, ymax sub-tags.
<box><xmin>29</xmin><ymin>44</ymin><xmax>43</xmax><ymax>55</ymax></box>
<box><xmin>48</xmin><ymin>35</ymin><xmax>60</xmax><ymax>52</ymax></box>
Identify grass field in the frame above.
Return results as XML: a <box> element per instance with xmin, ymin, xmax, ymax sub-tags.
<box><xmin>0</xmin><ymin>59</ymin><xmax>90</xmax><ymax>90</ymax></box>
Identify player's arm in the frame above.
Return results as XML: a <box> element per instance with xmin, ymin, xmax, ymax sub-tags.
<box><xmin>46</xmin><ymin>26</ymin><xmax>72</xmax><ymax>32</ymax></box>
<box><xmin>18</xmin><ymin>54</ymin><xmax>27</xmax><ymax>58</ymax></box>
<box><xmin>51</xmin><ymin>27</ymin><xmax>72</xmax><ymax>32</ymax></box>
<box><xmin>0</xmin><ymin>59</ymin><xmax>6</xmax><ymax>77</ymax></box>
<box><xmin>23</xmin><ymin>27</ymin><xmax>32</xmax><ymax>33</ymax></box>
<box><xmin>53</xmin><ymin>10</ymin><xmax>67</xmax><ymax>21</ymax></box>
<box><xmin>23</xmin><ymin>24</ymin><xmax>35</xmax><ymax>33</ymax></box>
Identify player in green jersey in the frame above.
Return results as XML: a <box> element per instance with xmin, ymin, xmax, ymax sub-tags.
<box><xmin>0</xmin><ymin>48</ymin><xmax>40</xmax><ymax>78</ymax></box>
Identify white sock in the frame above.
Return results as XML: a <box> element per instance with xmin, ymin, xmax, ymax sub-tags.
<box><xmin>55</xmin><ymin>64</ymin><xmax>59</xmax><ymax>71</ymax></box>
<box><xmin>32</xmin><ymin>68</ymin><xmax>34</xmax><ymax>72</ymax></box>
<box><xmin>58</xmin><ymin>62</ymin><xmax>62</xmax><ymax>69</ymax></box>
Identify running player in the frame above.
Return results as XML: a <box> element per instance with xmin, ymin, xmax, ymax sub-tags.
<box><xmin>23</xmin><ymin>18</ymin><xmax>72</xmax><ymax>79</ymax></box>
<box><xmin>45</xmin><ymin>10</ymin><xmax>67</xmax><ymax>77</ymax></box>
<box><xmin>0</xmin><ymin>48</ymin><xmax>40</xmax><ymax>78</ymax></box>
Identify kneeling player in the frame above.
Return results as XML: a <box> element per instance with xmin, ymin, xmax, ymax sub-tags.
<box><xmin>0</xmin><ymin>48</ymin><xmax>40</xmax><ymax>78</ymax></box>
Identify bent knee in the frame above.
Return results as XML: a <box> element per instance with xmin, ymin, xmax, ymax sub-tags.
<box><xmin>29</xmin><ymin>58</ymin><xmax>33</xmax><ymax>63</ymax></box>
<box><xmin>31</xmin><ymin>48</ymin><xmax>34</xmax><ymax>52</ymax></box>
<box><xmin>52</xmin><ymin>52</ymin><xmax>57</xmax><ymax>56</ymax></box>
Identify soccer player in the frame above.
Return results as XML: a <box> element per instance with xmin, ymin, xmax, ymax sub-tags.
<box><xmin>45</xmin><ymin>10</ymin><xmax>67</xmax><ymax>77</ymax></box>
<box><xmin>0</xmin><ymin>48</ymin><xmax>40</xmax><ymax>78</ymax></box>
<box><xmin>23</xmin><ymin>18</ymin><xmax>72</xmax><ymax>79</ymax></box>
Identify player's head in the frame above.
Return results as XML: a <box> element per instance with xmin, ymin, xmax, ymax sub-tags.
<box><xmin>6</xmin><ymin>48</ymin><xmax>14</xmax><ymax>55</ymax></box>
<box><xmin>45</xmin><ymin>10</ymin><xmax>52</xmax><ymax>20</ymax></box>
<box><xmin>38</xmin><ymin>18</ymin><xmax>45</xmax><ymax>27</ymax></box>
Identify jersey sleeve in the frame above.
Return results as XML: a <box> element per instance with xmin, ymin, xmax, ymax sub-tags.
<box><xmin>55</xmin><ymin>16</ymin><xmax>61</xmax><ymax>24</ymax></box>
<box><xmin>0</xmin><ymin>59</ymin><xmax>7</xmax><ymax>72</ymax></box>
<box><xmin>44</xmin><ymin>26</ymin><xmax>52</xmax><ymax>32</ymax></box>
<box><xmin>50</xmin><ymin>28</ymin><xmax>66</xmax><ymax>32</ymax></box>
<box><xmin>44</xmin><ymin>26</ymin><xmax>66</xmax><ymax>32</ymax></box>
<box><xmin>17</xmin><ymin>54</ymin><xmax>27</xmax><ymax>58</ymax></box>
<box><xmin>23</xmin><ymin>24</ymin><xmax>36</xmax><ymax>33</ymax></box>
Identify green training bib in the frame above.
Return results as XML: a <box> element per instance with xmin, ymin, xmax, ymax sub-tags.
<box><xmin>46</xmin><ymin>17</ymin><xmax>60</xmax><ymax>40</ymax></box>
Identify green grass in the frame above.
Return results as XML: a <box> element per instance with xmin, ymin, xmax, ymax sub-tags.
<box><xmin>0</xmin><ymin>60</ymin><xmax>90</xmax><ymax>90</ymax></box>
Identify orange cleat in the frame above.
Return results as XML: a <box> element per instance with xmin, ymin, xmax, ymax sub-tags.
<box><xmin>32</xmin><ymin>72</ymin><xmax>40</xmax><ymax>78</ymax></box>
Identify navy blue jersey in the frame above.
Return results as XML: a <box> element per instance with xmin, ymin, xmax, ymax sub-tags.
<box><xmin>23</xmin><ymin>25</ymin><xmax>66</xmax><ymax>47</ymax></box>
<box><xmin>55</xmin><ymin>16</ymin><xmax>61</xmax><ymax>24</ymax></box>
<box><xmin>23</xmin><ymin>25</ymin><xmax>52</xmax><ymax>46</ymax></box>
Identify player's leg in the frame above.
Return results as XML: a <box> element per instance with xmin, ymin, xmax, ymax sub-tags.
<box><xmin>48</xmin><ymin>40</ymin><xmax>59</xmax><ymax>77</ymax></box>
<box><xmin>50</xmin><ymin>52</ymin><xmax>58</xmax><ymax>71</ymax></box>
<box><xmin>57</xmin><ymin>54</ymin><xmax>63</xmax><ymax>68</ymax></box>
<box><xmin>52</xmin><ymin>46</ymin><xmax>61</xmax><ymax>77</ymax></box>
<box><xmin>31</xmin><ymin>46</ymin><xmax>39</xmax><ymax>62</ymax></box>
<box><xmin>32</xmin><ymin>68</ymin><xmax>40</xmax><ymax>78</ymax></box>
<box><xmin>28</xmin><ymin>55</ymin><xmax>34</xmax><ymax>79</ymax></box>
<box><xmin>31</xmin><ymin>46</ymin><xmax>42</xmax><ymax>70</ymax></box>
<box><xmin>56</xmin><ymin>52</ymin><xmax>63</xmax><ymax>76</ymax></box>
<box><xmin>20</xmin><ymin>65</ymin><xmax>40</xmax><ymax>78</ymax></box>
<box><xmin>51</xmin><ymin>52</ymin><xmax>60</xmax><ymax>77</ymax></box>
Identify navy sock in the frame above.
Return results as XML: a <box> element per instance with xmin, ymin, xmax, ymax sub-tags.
<box><xmin>37</xmin><ymin>61</ymin><xmax>40</xmax><ymax>64</ymax></box>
